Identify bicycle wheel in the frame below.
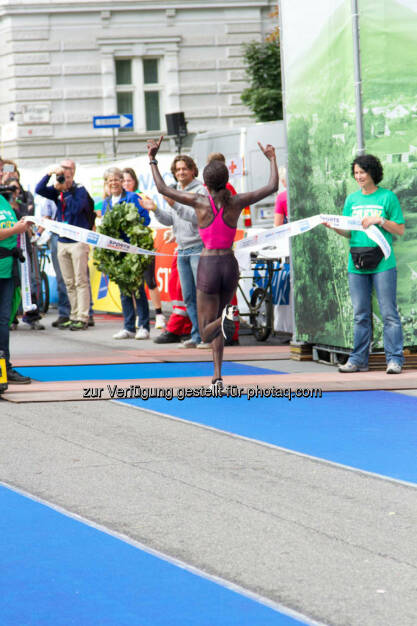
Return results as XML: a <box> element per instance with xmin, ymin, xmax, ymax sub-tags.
<box><xmin>40</xmin><ymin>271</ymin><xmax>50</xmax><ymax>314</ymax></box>
<box><xmin>250</xmin><ymin>287</ymin><xmax>273</xmax><ymax>341</ymax></box>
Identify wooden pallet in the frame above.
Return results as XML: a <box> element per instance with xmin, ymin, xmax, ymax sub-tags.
<box><xmin>290</xmin><ymin>341</ymin><xmax>313</xmax><ymax>361</ymax></box>
<box><xmin>312</xmin><ymin>344</ymin><xmax>417</xmax><ymax>370</ymax></box>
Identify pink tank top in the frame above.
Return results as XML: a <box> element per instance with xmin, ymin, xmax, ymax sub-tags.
<box><xmin>198</xmin><ymin>195</ymin><xmax>236</xmax><ymax>249</ymax></box>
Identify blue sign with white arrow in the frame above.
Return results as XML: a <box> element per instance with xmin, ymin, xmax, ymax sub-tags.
<box><xmin>93</xmin><ymin>114</ymin><xmax>134</xmax><ymax>129</ymax></box>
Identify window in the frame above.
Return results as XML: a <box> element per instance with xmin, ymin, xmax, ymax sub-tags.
<box><xmin>114</xmin><ymin>57</ymin><xmax>163</xmax><ymax>133</ymax></box>
<box><xmin>115</xmin><ymin>59</ymin><xmax>134</xmax><ymax>132</ymax></box>
<box><xmin>143</xmin><ymin>58</ymin><xmax>161</xmax><ymax>131</ymax></box>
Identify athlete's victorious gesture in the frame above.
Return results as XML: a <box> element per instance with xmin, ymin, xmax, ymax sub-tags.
<box><xmin>147</xmin><ymin>136</ymin><xmax>278</xmax><ymax>388</ymax></box>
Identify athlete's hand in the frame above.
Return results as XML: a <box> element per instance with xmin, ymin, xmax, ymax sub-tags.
<box><xmin>258</xmin><ymin>142</ymin><xmax>276</xmax><ymax>160</ymax></box>
<box><xmin>147</xmin><ymin>136</ymin><xmax>163</xmax><ymax>159</ymax></box>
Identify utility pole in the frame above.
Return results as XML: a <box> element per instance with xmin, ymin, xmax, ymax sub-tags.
<box><xmin>351</xmin><ymin>0</ymin><xmax>365</xmax><ymax>155</ymax></box>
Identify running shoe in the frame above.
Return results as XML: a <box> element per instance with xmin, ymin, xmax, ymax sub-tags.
<box><xmin>221</xmin><ymin>305</ymin><xmax>239</xmax><ymax>341</ymax></box>
<box><xmin>70</xmin><ymin>321</ymin><xmax>89</xmax><ymax>331</ymax></box>
<box><xmin>210</xmin><ymin>378</ymin><xmax>224</xmax><ymax>396</ymax></box>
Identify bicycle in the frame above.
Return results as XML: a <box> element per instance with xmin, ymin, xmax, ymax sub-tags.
<box><xmin>237</xmin><ymin>251</ymin><xmax>281</xmax><ymax>341</ymax></box>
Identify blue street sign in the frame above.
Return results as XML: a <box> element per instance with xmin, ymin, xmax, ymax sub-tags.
<box><xmin>93</xmin><ymin>114</ymin><xmax>134</xmax><ymax>129</ymax></box>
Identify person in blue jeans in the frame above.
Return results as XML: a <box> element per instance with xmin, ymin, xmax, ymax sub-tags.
<box><xmin>150</xmin><ymin>155</ymin><xmax>209</xmax><ymax>348</ymax></box>
<box><xmin>101</xmin><ymin>168</ymin><xmax>152</xmax><ymax>340</ymax></box>
<box><xmin>325</xmin><ymin>154</ymin><xmax>405</xmax><ymax>374</ymax></box>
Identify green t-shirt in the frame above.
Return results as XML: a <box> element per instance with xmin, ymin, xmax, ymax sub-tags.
<box><xmin>342</xmin><ymin>186</ymin><xmax>404</xmax><ymax>274</ymax></box>
<box><xmin>0</xmin><ymin>195</ymin><xmax>18</xmax><ymax>279</ymax></box>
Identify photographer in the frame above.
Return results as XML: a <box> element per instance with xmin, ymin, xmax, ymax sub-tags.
<box><xmin>35</xmin><ymin>159</ymin><xmax>94</xmax><ymax>331</ymax></box>
<box><xmin>0</xmin><ymin>191</ymin><xmax>31</xmax><ymax>384</ymax></box>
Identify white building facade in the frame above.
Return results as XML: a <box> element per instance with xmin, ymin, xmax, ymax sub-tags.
<box><xmin>0</xmin><ymin>0</ymin><xmax>275</xmax><ymax>167</ymax></box>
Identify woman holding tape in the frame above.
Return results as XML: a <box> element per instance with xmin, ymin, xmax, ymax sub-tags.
<box><xmin>147</xmin><ymin>136</ymin><xmax>278</xmax><ymax>389</ymax></box>
<box><xmin>327</xmin><ymin>154</ymin><xmax>404</xmax><ymax>374</ymax></box>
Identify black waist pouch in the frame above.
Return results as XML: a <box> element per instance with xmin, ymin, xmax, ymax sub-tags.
<box><xmin>350</xmin><ymin>246</ymin><xmax>384</xmax><ymax>271</ymax></box>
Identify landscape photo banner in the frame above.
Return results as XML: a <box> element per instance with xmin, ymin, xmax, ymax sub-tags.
<box><xmin>280</xmin><ymin>0</ymin><xmax>417</xmax><ymax>350</ymax></box>
<box><xmin>280</xmin><ymin>0</ymin><xmax>357</xmax><ymax>348</ymax></box>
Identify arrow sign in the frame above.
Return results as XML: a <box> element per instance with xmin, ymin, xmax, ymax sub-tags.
<box><xmin>93</xmin><ymin>114</ymin><xmax>133</xmax><ymax>129</ymax></box>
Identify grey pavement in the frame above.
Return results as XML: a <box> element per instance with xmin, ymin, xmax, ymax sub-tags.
<box><xmin>1</xmin><ymin>310</ymin><xmax>417</xmax><ymax>625</ymax></box>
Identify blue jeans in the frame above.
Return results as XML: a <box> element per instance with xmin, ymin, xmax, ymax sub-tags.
<box><xmin>177</xmin><ymin>244</ymin><xmax>203</xmax><ymax>343</ymax></box>
<box><xmin>49</xmin><ymin>233</ymin><xmax>71</xmax><ymax>317</ymax></box>
<box><xmin>0</xmin><ymin>277</ymin><xmax>14</xmax><ymax>368</ymax></box>
<box><xmin>120</xmin><ymin>285</ymin><xmax>149</xmax><ymax>332</ymax></box>
<box><xmin>348</xmin><ymin>268</ymin><xmax>403</xmax><ymax>366</ymax></box>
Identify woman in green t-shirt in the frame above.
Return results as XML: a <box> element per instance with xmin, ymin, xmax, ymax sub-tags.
<box><xmin>326</xmin><ymin>154</ymin><xmax>405</xmax><ymax>375</ymax></box>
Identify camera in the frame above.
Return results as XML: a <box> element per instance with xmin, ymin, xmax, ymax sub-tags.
<box><xmin>56</xmin><ymin>174</ymin><xmax>65</xmax><ymax>184</ymax></box>
<box><xmin>0</xmin><ymin>185</ymin><xmax>16</xmax><ymax>201</ymax></box>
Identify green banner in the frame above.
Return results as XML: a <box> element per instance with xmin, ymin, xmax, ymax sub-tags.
<box><xmin>280</xmin><ymin>0</ymin><xmax>417</xmax><ymax>348</ymax></box>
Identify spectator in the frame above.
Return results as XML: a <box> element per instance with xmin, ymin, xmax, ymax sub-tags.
<box><xmin>101</xmin><ymin>167</ymin><xmax>152</xmax><ymax>340</ymax></box>
<box><xmin>274</xmin><ymin>167</ymin><xmax>287</xmax><ymax>227</ymax></box>
<box><xmin>35</xmin><ymin>159</ymin><xmax>94</xmax><ymax>330</ymax></box>
<box><xmin>0</xmin><ymin>192</ymin><xmax>31</xmax><ymax>384</ymax></box>
<box><xmin>150</xmin><ymin>154</ymin><xmax>208</xmax><ymax>349</ymax></box>
<box><xmin>122</xmin><ymin>167</ymin><xmax>166</xmax><ymax>330</ymax></box>
<box><xmin>153</xmin><ymin>228</ymin><xmax>192</xmax><ymax>344</ymax></box>
<box><xmin>325</xmin><ymin>154</ymin><xmax>405</xmax><ymax>374</ymax></box>
<box><xmin>1</xmin><ymin>159</ymin><xmax>19</xmax><ymax>185</ymax></box>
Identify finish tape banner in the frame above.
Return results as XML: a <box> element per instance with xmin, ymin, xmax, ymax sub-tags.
<box><xmin>22</xmin><ymin>213</ymin><xmax>390</xmax><ymax>311</ymax></box>
<box><xmin>234</xmin><ymin>213</ymin><xmax>391</xmax><ymax>259</ymax></box>
<box><xmin>26</xmin><ymin>213</ymin><xmax>390</xmax><ymax>259</ymax></box>
<box><xmin>25</xmin><ymin>216</ymin><xmax>165</xmax><ymax>258</ymax></box>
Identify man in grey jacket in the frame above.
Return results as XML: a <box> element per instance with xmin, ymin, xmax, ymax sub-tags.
<box><xmin>152</xmin><ymin>155</ymin><xmax>207</xmax><ymax>348</ymax></box>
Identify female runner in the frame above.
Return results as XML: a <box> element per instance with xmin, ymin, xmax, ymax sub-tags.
<box><xmin>147</xmin><ymin>136</ymin><xmax>278</xmax><ymax>388</ymax></box>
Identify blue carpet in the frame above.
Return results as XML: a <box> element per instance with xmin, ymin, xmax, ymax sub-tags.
<box><xmin>15</xmin><ymin>362</ymin><xmax>283</xmax><ymax>382</ymax></box>
<box><xmin>119</xmin><ymin>391</ymin><xmax>417</xmax><ymax>484</ymax></box>
<box><xmin>0</xmin><ymin>486</ymin><xmax>305</xmax><ymax>626</ymax></box>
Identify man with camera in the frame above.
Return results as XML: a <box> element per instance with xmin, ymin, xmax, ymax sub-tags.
<box><xmin>35</xmin><ymin>159</ymin><xmax>94</xmax><ymax>331</ymax></box>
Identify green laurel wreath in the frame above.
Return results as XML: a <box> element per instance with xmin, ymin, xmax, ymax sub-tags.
<box><xmin>93</xmin><ymin>201</ymin><xmax>154</xmax><ymax>296</ymax></box>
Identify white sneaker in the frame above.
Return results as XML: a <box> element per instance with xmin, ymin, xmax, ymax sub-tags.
<box><xmin>196</xmin><ymin>341</ymin><xmax>211</xmax><ymax>349</ymax></box>
<box><xmin>113</xmin><ymin>329</ymin><xmax>135</xmax><ymax>339</ymax></box>
<box><xmin>178</xmin><ymin>338</ymin><xmax>197</xmax><ymax>349</ymax></box>
<box><xmin>386</xmin><ymin>361</ymin><xmax>402</xmax><ymax>374</ymax></box>
<box><xmin>135</xmin><ymin>327</ymin><xmax>150</xmax><ymax>340</ymax></box>
<box><xmin>338</xmin><ymin>360</ymin><xmax>368</xmax><ymax>373</ymax></box>
<box><xmin>155</xmin><ymin>314</ymin><xmax>166</xmax><ymax>329</ymax></box>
